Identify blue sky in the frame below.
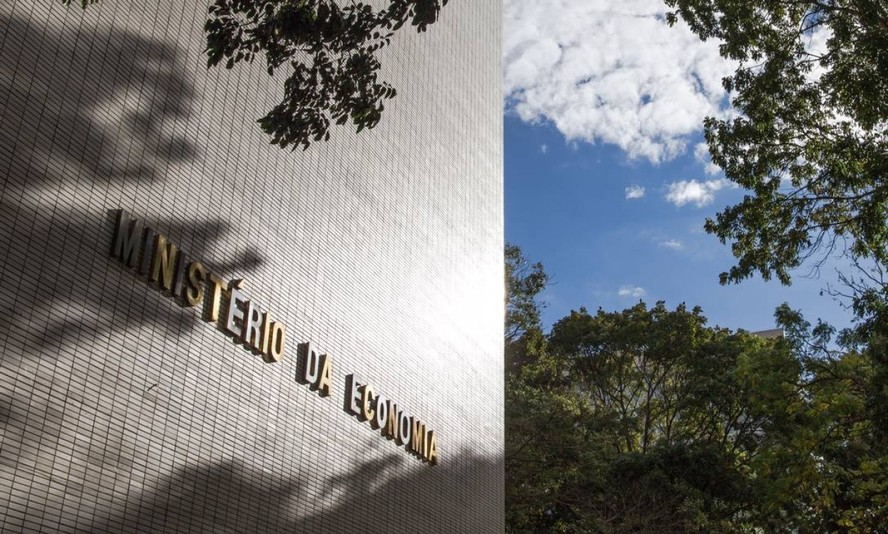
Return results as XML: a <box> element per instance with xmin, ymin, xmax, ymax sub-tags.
<box><xmin>502</xmin><ymin>0</ymin><xmax>851</xmax><ymax>333</ymax></box>
<box><xmin>504</xmin><ymin>118</ymin><xmax>854</xmax><ymax>333</ymax></box>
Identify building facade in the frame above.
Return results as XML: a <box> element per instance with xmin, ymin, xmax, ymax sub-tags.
<box><xmin>0</xmin><ymin>2</ymin><xmax>503</xmax><ymax>532</ymax></box>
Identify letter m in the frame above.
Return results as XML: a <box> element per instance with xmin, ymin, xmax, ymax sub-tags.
<box><xmin>411</xmin><ymin>418</ymin><xmax>426</xmax><ymax>457</ymax></box>
<box><xmin>112</xmin><ymin>210</ymin><xmax>143</xmax><ymax>267</ymax></box>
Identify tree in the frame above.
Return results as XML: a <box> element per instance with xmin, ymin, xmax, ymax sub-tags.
<box><xmin>768</xmin><ymin>304</ymin><xmax>888</xmax><ymax>531</ymax></box>
<box><xmin>63</xmin><ymin>0</ymin><xmax>449</xmax><ymax>150</ymax></box>
<box><xmin>506</xmin><ymin>301</ymin><xmax>806</xmax><ymax>532</ymax></box>
<box><xmin>500</xmin><ymin>243</ymin><xmax>887</xmax><ymax>530</ymax></box>
<box><xmin>659</xmin><ymin>7</ymin><xmax>888</xmax><ymax>524</ymax></box>
<box><xmin>663</xmin><ymin>0</ymin><xmax>888</xmax><ymax>290</ymax></box>
<box><xmin>505</xmin><ymin>243</ymin><xmax>549</xmax><ymax>370</ymax></box>
<box><xmin>505</xmin><ymin>243</ymin><xmax>548</xmax><ymax>345</ymax></box>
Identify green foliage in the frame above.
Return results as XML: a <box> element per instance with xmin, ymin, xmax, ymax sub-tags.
<box><xmin>62</xmin><ymin>0</ymin><xmax>448</xmax><ymax>150</ymax></box>
<box><xmin>203</xmin><ymin>0</ymin><xmax>447</xmax><ymax>150</ymax></box>
<box><xmin>769</xmin><ymin>305</ymin><xmax>888</xmax><ymax>531</ymax></box>
<box><xmin>507</xmin><ymin>301</ymin><xmax>808</xmax><ymax>532</ymax></box>
<box><xmin>505</xmin><ymin>244</ymin><xmax>549</xmax><ymax>346</ymax></box>
<box><xmin>664</xmin><ymin>0</ymin><xmax>888</xmax><ymax>287</ymax></box>
<box><xmin>506</xmin><ymin>298</ymin><xmax>888</xmax><ymax>532</ymax></box>
<box><xmin>653</xmin><ymin>6</ymin><xmax>888</xmax><ymax>525</ymax></box>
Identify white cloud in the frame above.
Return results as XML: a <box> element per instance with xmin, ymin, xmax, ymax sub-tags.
<box><xmin>665</xmin><ymin>178</ymin><xmax>729</xmax><ymax>207</ymax></box>
<box><xmin>618</xmin><ymin>285</ymin><xmax>647</xmax><ymax>298</ymax></box>
<box><xmin>658</xmin><ymin>239</ymin><xmax>683</xmax><ymax>250</ymax></box>
<box><xmin>804</xmin><ymin>25</ymin><xmax>832</xmax><ymax>83</ymax></box>
<box><xmin>693</xmin><ymin>142</ymin><xmax>721</xmax><ymax>175</ymax></box>
<box><xmin>540</xmin><ymin>143</ymin><xmax>548</xmax><ymax>154</ymax></box>
<box><xmin>625</xmin><ymin>185</ymin><xmax>645</xmax><ymax>199</ymax></box>
<box><xmin>504</xmin><ymin>0</ymin><xmax>735</xmax><ymax>163</ymax></box>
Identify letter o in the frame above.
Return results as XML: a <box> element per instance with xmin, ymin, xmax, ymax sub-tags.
<box><xmin>373</xmin><ymin>397</ymin><xmax>388</xmax><ymax>430</ymax></box>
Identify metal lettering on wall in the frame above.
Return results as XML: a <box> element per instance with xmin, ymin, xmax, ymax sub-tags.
<box><xmin>110</xmin><ymin>209</ymin><xmax>438</xmax><ymax>465</ymax></box>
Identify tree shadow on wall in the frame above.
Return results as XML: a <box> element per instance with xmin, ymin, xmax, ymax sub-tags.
<box><xmin>84</xmin><ymin>450</ymin><xmax>504</xmax><ymax>533</ymax></box>
<box><xmin>0</xmin><ymin>11</ymin><xmax>266</xmax><ymax>515</ymax></box>
<box><xmin>0</xmin><ymin>11</ymin><xmax>264</xmax><ymax>350</ymax></box>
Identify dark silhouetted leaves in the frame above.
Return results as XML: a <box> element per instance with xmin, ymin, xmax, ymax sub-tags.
<box><xmin>63</xmin><ymin>0</ymin><xmax>447</xmax><ymax>150</ymax></box>
<box><xmin>663</xmin><ymin>0</ymin><xmax>888</xmax><ymax>287</ymax></box>
<box><xmin>204</xmin><ymin>0</ymin><xmax>448</xmax><ymax>150</ymax></box>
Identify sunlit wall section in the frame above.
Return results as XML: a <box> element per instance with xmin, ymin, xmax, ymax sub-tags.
<box><xmin>0</xmin><ymin>1</ymin><xmax>503</xmax><ymax>532</ymax></box>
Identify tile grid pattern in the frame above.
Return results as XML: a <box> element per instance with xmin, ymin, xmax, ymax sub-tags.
<box><xmin>0</xmin><ymin>1</ymin><xmax>503</xmax><ymax>532</ymax></box>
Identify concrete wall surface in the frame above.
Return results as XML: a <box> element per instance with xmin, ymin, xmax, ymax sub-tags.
<box><xmin>0</xmin><ymin>2</ymin><xmax>503</xmax><ymax>531</ymax></box>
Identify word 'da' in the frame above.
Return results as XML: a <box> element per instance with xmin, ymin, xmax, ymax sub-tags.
<box><xmin>297</xmin><ymin>343</ymin><xmax>439</xmax><ymax>464</ymax></box>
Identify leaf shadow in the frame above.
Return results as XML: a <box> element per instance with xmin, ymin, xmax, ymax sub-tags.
<box><xmin>0</xmin><ymin>11</ymin><xmax>265</xmax><ymax>353</ymax></box>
